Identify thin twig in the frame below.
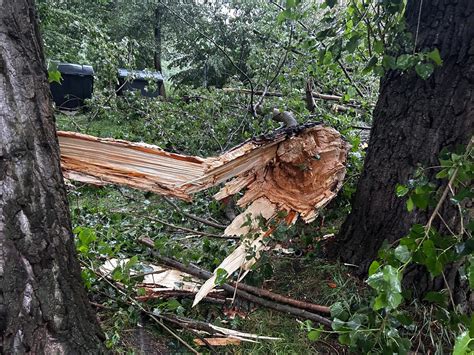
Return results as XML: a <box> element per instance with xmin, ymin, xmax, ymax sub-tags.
<box><xmin>156</xmin><ymin>1</ymin><xmax>256</xmax><ymax>112</ymax></box>
<box><xmin>441</xmin><ymin>271</ymin><xmax>456</xmax><ymax>311</ymax></box>
<box><xmin>413</xmin><ymin>0</ymin><xmax>424</xmax><ymax>54</ymax></box>
<box><xmin>254</xmin><ymin>24</ymin><xmax>294</xmax><ymax>113</ymax></box>
<box><xmin>269</xmin><ymin>0</ymin><xmax>365</xmax><ymax>98</ymax></box>
<box><xmin>162</xmin><ymin>196</ymin><xmax>227</xmax><ymax>230</ymax></box>
<box><xmin>147</xmin><ymin>215</ymin><xmax>237</xmax><ymax>239</ymax></box>
<box><xmin>426</xmin><ymin>138</ymin><xmax>473</xmax><ymax>230</ymax></box>
<box><xmin>83</xmin><ymin>262</ymin><xmax>200</xmax><ymax>354</ymax></box>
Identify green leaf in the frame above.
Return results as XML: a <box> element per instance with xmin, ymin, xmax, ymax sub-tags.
<box><xmin>382</xmin><ymin>55</ymin><xmax>397</xmax><ymax>70</ymax></box>
<box><xmin>426</xmin><ymin>48</ymin><xmax>443</xmax><ymax>66</ymax></box>
<box><xmin>214</xmin><ymin>268</ymin><xmax>228</xmax><ymax>286</ymax></box>
<box><xmin>387</xmin><ymin>291</ymin><xmax>403</xmax><ymax>310</ymax></box>
<box><xmin>383</xmin><ymin>265</ymin><xmax>402</xmax><ymax>293</ymax></box>
<box><xmin>373</xmin><ymin>294</ymin><xmax>386</xmax><ymax>310</ymax></box>
<box><xmin>48</xmin><ymin>70</ymin><xmax>62</xmax><ymax>84</ymax></box>
<box><xmin>346</xmin><ymin>34</ymin><xmax>361</xmax><ymax>53</ymax></box>
<box><xmin>451</xmin><ymin>188</ymin><xmax>474</xmax><ymax>204</ymax></box>
<box><xmin>468</xmin><ymin>259</ymin><xmax>474</xmax><ymax>290</ymax></box>
<box><xmin>338</xmin><ymin>333</ymin><xmax>350</xmax><ymax>345</ymax></box>
<box><xmin>368</xmin><ymin>260</ymin><xmax>380</xmax><ymax>276</ymax></box>
<box><xmin>367</xmin><ymin>270</ymin><xmax>385</xmax><ymax>291</ymax></box>
<box><xmin>436</xmin><ymin>168</ymin><xmax>449</xmax><ymax>179</ymax></box>
<box><xmin>394</xmin><ymin>245</ymin><xmax>411</xmax><ymax>263</ymax></box>
<box><xmin>422</xmin><ymin>240</ymin><xmax>436</xmax><ymax>258</ymax></box>
<box><xmin>411</xmin><ymin>192</ymin><xmax>430</xmax><ymax>210</ymax></box>
<box><xmin>453</xmin><ymin>331</ymin><xmax>473</xmax><ymax>355</ymax></box>
<box><xmin>415</xmin><ymin>63</ymin><xmax>434</xmax><ymax>80</ymax></box>
<box><xmin>396</xmin><ymin>184</ymin><xmax>409</xmax><ymax>197</ymax></box>
<box><xmin>424</xmin><ymin>291</ymin><xmax>448</xmax><ymax>306</ymax></box>
<box><xmin>406</xmin><ymin>197</ymin><xmax>414</xmax><ymax>212</ymax></box>
<box><xmin>363</xmin><ymin>56</ymin><xmax>378</xmax><ymax>74</ymax></box>
<box><xmin>307</xmin><ymin>329</ymin><xmax>322</xmax><ymax>341</ymax></box>
<box><xmin>396</xmin><ymin>54</ymin><xmax>413</xmax><ymax>70</ymax></box>
<box><xmin>373</xmin><ymin>40</ymin><xmax>384</xmax><ymax>54</ymax></box>
<box><xmin>331</xmin><ymin>318</ymin><xmax>346</xmax><ymax>331</ymax></box>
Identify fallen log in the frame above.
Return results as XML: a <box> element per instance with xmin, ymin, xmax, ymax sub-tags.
<box><xmin>59</xmin><ymin>123</ymin><xmax>349</xmax><ymax>307</ymax></box>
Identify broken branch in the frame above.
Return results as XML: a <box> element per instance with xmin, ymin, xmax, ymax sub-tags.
<box><xmin>162</xmin><ymin>196</ymin><xmax>227</xmax><ymax>230</ymax></box>
<box><xmin>139</xmin><ymin>236</ymin><xmax>332</xmax><ymax>327</ymax></box>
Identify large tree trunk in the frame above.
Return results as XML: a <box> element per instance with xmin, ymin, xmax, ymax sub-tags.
<box><xmin>154</xmin><ymin>5</ymin><xmax>166</xmax><ymax>98</ymax></box>
<box><xmin>331</xmin><ymin>0</ymin><xmax>473</xmax><ymax>278</ymax></box>
<box><xmin>0</xmin><ymin>1</ymin><xmax>105</xmax><ymax>352</ymax></box>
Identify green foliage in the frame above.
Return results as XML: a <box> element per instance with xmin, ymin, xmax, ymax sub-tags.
<box><xmin>324</xmin><ymin>143</ymin><xmax>473</xmax><ymax>353</ymax></box>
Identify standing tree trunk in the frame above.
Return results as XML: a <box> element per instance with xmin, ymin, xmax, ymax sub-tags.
<box><xmin>0</xmin><ymin>1</ymin><xmax>104</xmax><ymax>352</ymax></box>
<box><xmin>330</xmin><ymin>0</ymin><xmax>473</xmax><ymax>278</ymax></box>
<box><xmin>154</xmin><ymin>5</ymin><xmax>166</xmax><ymax>98</ymax></box>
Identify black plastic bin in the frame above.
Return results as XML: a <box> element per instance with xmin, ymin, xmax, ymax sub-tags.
<box><xmin>50</xmin><ymin>63</ymin><xmax>94</xmax><ymax>110</ymax></box>
<box><xmin>117</xmin><ymin>68</ymin><xmax>164</xmax><ymax>98</ymax></box>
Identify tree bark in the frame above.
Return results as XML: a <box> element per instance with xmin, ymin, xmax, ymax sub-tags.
<box><xmin>330</xmin><ymin>0</ymin><xmax>473</xmax><ymax>280</ymax></box>
<box><xmin>0</xmin><ymin>1</ymin><xmax>105</xmax><ymax>353</ymax></box>
<box><xmin>154</xmin><ymin>5</ymin><xmax>166</xmax><ymax>98</ymax></box>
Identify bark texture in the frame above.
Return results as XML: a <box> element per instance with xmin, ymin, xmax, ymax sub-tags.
<box><xmin>331</xmin><ymin>0</ymin><xmax>474</xmax><ymax>278</ymax></box>
<box><xmin>0</xmin><ymin>1</ymin><xmax>104</xmax><ymax>353</ymax></box>
<box><xmin>154</xmin><ymin>5</ymin><xmax>166</xmax><ymax>98</ymax></box>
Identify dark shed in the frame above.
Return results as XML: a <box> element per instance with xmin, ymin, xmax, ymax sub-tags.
<box><xmin>50</xmin><ymin>63</ymin><xmax>94</xmax><ymax>110</ymax></box>
<box><xmin>117</xmin><ymin>69</ymin><xmax>164</xmax><ymax>98</ymax></box>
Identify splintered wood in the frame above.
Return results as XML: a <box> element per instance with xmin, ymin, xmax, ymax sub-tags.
<box><xmin>59</xmin><ymin>123</ymin><xmax>349</xmax><ymax>306</ymax></box>
<box><xmin>59</xmin><ymin>123</ymin><xmax>348</xmax><ymax>221</ymax></box>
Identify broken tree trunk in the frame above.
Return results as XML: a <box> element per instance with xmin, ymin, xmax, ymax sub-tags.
<box><xmin>58</xmin><ymin>123</ymin><xmax>349</xmax><ymax>306</ymax></box>
<box><xmin>59</xmin><ymin>123</ymin><xmax>348</xmax><ymax>221</ymax></box>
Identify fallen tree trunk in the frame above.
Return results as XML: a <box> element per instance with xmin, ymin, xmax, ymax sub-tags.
<box><xmin>59</xmin><ymin>123</ymin><xmax>349</xmax><ymax>306</ymax></box>
<box><xmin>59</xmin><ymin>123</ymin><xmax>348</xmax><ymax>222</ymax></box>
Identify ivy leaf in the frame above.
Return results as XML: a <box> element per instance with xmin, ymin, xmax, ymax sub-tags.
<box><xmin>411</xmin><ymin>191</ymin><xmax>430</xmax><ymax>210</ymax></box>
<box><xmin>396</xmin><ymin>54</ymin><xmax>413</xmax><ymax>70</ymax></box>
<box><xmin>453</xmin><ymin>331</ymin><xmax>473</xmax><ymax>355</ymax></box>
<box><xmin>406</xmin><ymin>197</ymin><xmax>414</xmax><ymax>212</ymax></box>
<box><xmin>330</xmin><ymin>302</ymin><xmax>349</xmax><ymax>321</ymax></box>
<box><xmin>394</xmin><ymin>245</ymin><xmax>411</xmax><ymax>263</ymax></box>
<box><xmin>451</xmin><ymin>188</ymin><xmax>474</xmax><ymax>204</ymax></box>
<box><xmin>396</xmin><ymin>184</ymin><xmax>409</xmax><ymax>197</ymax></box>
<box><xmin>415</xmin><ymin>63</ymin><xmax>434</xmax><ymax>80</ymax></box>
<box><xmin>424</xmin><ymin>291</ymin><xmax>448</xmax><ymax>306</ymax></box>
<box><xmin>383</xmin><ymin>265</ymin><xmax>402</xmax><ymax>294</ymax></box>
<box><xmin>367</xmin><ymin>270</ymin><xmax>385</xmax><ymax>291</ymax></box>
<box><xmin>387</xmin><ymin>291</ymin><xmax>403</xmax><ymax>310</ymax></box>
<box><xmin>436</xmin><ymin>168</ymin><xmax>449</xmax><ymax>179</ymax></box>
<box><xmin>368</xmin><ymin>260</ymin><xmax>380</xmax><ymax>276</ymax></box>
<box><xmin>426</xmin><ymin>48</ymin><xmax>443</xmax><ymax>66</ymax></box>
<box><xmin>373</xmin><ymin>294</ymin><xmax>386</xmax><ymax>310</ymax></box>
